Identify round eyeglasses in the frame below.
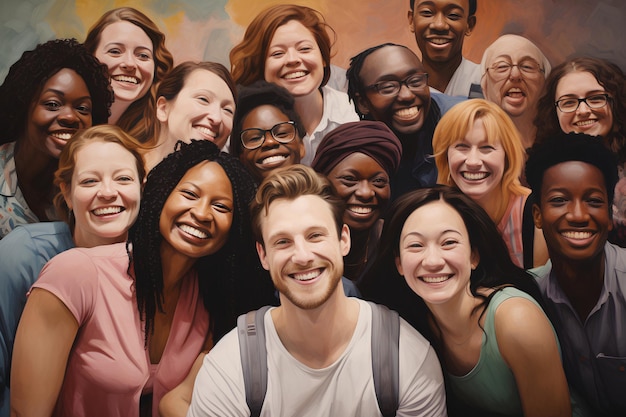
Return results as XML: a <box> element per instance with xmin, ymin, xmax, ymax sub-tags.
<box><xmin>486</xmin><ymin>60</ymin><xmax>544</xmax><ymax>81</ymax></box>
<box><xmin>555</xmin><ymin>93</ymin><xmax>611</xmax><ymax>113</ymax></box>
<box><xmin>240</xmin><ymin>121</ymin><xmax>297</xmax><ymax>150</ymax></box>
<box><xmin>365</xmin><ymin>73</ymin><xmax>429</xmax><ymax>96</ymax></box>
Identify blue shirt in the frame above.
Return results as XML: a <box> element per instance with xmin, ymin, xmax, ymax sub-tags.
<box><xmin>0</xmin><ymin>222</ymin><xmax>73</xmax><ymax>414</ymax></box>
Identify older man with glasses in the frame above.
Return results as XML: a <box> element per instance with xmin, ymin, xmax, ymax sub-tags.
<box><xmin>481</xmin><ymin>34</ymin><xmax>551</xmax><ymax>150</ymax></box>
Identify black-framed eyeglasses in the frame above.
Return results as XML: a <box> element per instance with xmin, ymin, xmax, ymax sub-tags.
<box><xmin>486</xmin><ymin>60</ymin><xmax>544</xmax><ymax>80</ymax></box>
<box><xmin>555</xmin><ymin>93</ymin><xmax>611</xmax><ymax>113</ymax></box>
<box><xmin>240</xmin><ymin>121</ymin><xmax>296</xmax><ymax>150</ymax></box>
<box><xmin>365</xmin><ymin>73</ymin><xmax>429</xmax><ymax>96</ymax></box>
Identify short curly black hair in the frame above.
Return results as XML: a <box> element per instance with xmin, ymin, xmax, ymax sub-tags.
<box><xmin>526</xmin><ymin>131</ymin><xmax>618</xmax><ymax>208</ymax></box>
<box><xmin>128</xmin><ymin>139</ymin><xmax>276</xmax><ymax>343</ymax></box>
<box><xmin>229</xmin><ymin>80</ymin><xmax>306</xmax><ymax>158</ymax></box>
<box><xmin>0</xmin><ymin>38</ymin><xmax>113</xmax><ymax>145</ymax></box>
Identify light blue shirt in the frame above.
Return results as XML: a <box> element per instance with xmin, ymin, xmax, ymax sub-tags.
<box><xmin>0</xmin><ymin>222</ymin><xmax>73</xmax><ymax>415</ymax></box>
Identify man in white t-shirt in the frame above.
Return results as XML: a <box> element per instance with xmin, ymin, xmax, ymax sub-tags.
<box><xmin>186</xmin><ymin>165</ymin><xmax>447</xmax><ymax>417</ymax></box>
<box><xmin>408</xmin><ymin>0</ymin><xmax>482</xmax><ymax>98</ymax></box>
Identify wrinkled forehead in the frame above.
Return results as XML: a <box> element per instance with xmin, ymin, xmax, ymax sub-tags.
<box><xmin>485</xmin><ymin>35</ymin><xmax>543</xmax><ymax>65</ymax></box>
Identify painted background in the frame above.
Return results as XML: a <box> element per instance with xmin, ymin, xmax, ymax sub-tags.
<box><xmin>1</xmin><ymin>0</ymin><xmax>625</xmax><ymax>82</ymax></box>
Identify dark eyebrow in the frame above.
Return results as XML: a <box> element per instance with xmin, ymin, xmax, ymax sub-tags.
<box><xmin>42</xmin><ymin>88</ymin><xmax>91</xmax><ymax>102</ymax></box>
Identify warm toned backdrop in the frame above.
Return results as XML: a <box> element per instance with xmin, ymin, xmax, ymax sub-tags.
<box><xmin>1</xmin><ymin>0</ymin><xmax>624</xmax><ymax>82</ymax></box>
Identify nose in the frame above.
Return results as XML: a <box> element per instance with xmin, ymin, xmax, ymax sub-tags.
<box><xmin>566</xmin><ymin>199</ymin><xmax>590</xmax><ymax>225</ymax></box>
<box><xmin>431</xmin><ymin>12</ymin><xmax>448</xmax><ymax>30</ymax></box>
<box><xmin>465</xmin><ymin>147</ymin><xmax>482</xmax><ymax>167</ymax></box>
<box><xmin>261</xmin><ymin>130</ymin><xmax>279</xmax><ymax>149</ymax></box>
<box><xmin>509</xmin><ymin>65</ymin><xmax>522</xmax><ymax>81</ymax></box>
<box><xmin>206</xmin><ymin>103</ymin><xmax>223</xmax><ymax>125</ymax></box>
<box><xmin>285</xmin><ymin>48</ymin><xmax>301</xmax><ymax>65</ymax></box>
<box><xmin>57</xmin><ymin>107</ymin><xmax>81</xmax><ymax>128</ymax></box>
<box><xmin>422</xmin><ymin>246</ymin><xmax>445</xmax><ymax>270</ymax></box>
<box><xmin>97</xmin><ymin>180</ymin><xmax>118</xmax><ymax>200</ymax></box>
<box><xmin>120</xmin><ymin>51</ymin><xmax>137</xmax><ymax>70</ymax></box>
<box><xmin>575</xmin><ymin>100</ymin><xmax>592</xmax><ymax>114</ymax></box>
<box><xmin>397</xmin><ymin>83</ymin><xmax>416</xmax><ymax>101</ymax></box>
<box><xmin>355</xmin><ymin>180</ymin><xmax>375</xmax><ymax>201</ymax></box>
<box><xmin>291</xmin><ymin>237</ymin><xmax>314</xmax><ymax>265</ymax></box>
<box><xmin>191</xmin><ymin>202</ymin><xmax>215</xmax><ymax>223</ymax></box>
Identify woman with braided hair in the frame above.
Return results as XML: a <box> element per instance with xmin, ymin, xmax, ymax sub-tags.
<box><xmin>11</xmin><ymin>140</ymin><xmax>276</xmax><ymax>417</ymax></box>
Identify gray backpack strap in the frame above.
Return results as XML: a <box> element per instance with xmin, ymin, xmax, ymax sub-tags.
<box><xmin>368</xmin><ymin>301</ymin><xmax>400</xmax><ymax>417</ymax></box>
<box><xmin>237</xmin><ymin>305</ymin><xmax>272</xmax><ymax>417</ymax></box>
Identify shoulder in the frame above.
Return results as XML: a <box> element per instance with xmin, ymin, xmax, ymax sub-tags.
<box><xmin>431</xmin><ymin>92</ymin><xmax>466</xmax><ymax>115</ymax></box>
<box><xmin>321</xmin><ymin>86</ymin><xmax>359</xmax><ymax>122</ymax></box>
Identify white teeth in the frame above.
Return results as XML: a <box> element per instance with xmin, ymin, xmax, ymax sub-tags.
<box><xmin>395</xmin><ymin>107</ymin><xmax>419</xmax><ymax>119</ymax></box>
<box><xmin>283</xmin><ymin>71</ymin><xmax>306</xmax><ymax>80</ymax></box>
<box><xmin>421</xmin><ymin>275</ymin><xmax>450</xmax><ymax>283</ymax></box>
<box><xmin>112</xmin><ymin>75</ymin><xmax>139</xmax><ymax>84</ymax></box>
<box><xmin>196</xmin><ymin>127</ymin><xmax>217</xmax><ymax>138</ymax></box>
<box><xmin>429</xmin><ymin>38</ymin><xmax>450</xmax><ymax>45</ymax></box>
<box><xmin>575</xmin><ymin>120</ymin><xmax>596</xmax><ymax>127</ymax></box>
<box><xmin>506</xmin><ymin>88</ymin><xmax>524</xmax><ymax>97</ymax></box>
<box><xmin>561</xmin><ymin>231</ymin><xmax>592</xmax><ymax>240</ymax></box>
<box><xmin>93</xmin><ymin>206</ymin><xmax>122</xmax><ymax>216</ymax></box>
<box><xmin>51</xmin><ymin>132</ymin><xmax>72</xmax><ymax>140</ymax></box>
<box><xmin>293</xmin><ymin>270</ymin><xmax>320</xmax><ymax>281</ymax></box>
<box><xmin>348</xmin><ymin>205</ymin><xmax>373</xmax><ymax>214</ymax></box>
<box><xmin>179</xmin><ymin>224</ymin><xmax>209</xmax><ymax>239</ymax></box>
<box><xmin>261</xmin><ymin>155</ymin><xmax>287</xmax><ymax>165</ymax></box>
<box><xmin>462</xmin><ymin>172</ymin><xmax>489</xmax><ymax>180</ymax></box>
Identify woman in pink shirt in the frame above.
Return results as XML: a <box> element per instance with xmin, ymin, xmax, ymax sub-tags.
<box><xmin>11</xmin><ymin>140</ymin><xmax>276</xmax><ymax>417</ymax></box>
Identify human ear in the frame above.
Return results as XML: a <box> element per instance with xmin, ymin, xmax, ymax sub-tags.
<box><xmin>466</xmin><ymin>15</ymin><xmax>477</xmax><ymax>35</ymax></box>
<box><xmin>60</xmin><ymin>183</ymin><xmax>72</xmax><ymax>210</ymax></box>
<box><xmin>355</xmin><ymin>92</ymin><xmax>371</xmax><ymax>116</ymax></box>
<box><xmin>470</xmin><ymin>248</ymin><xmax>480</xmax><ymax>270</ymax></box>
<box><xmin>156</xmin><ymin>96</ymin><xmax>170</xmax><ymax>123</ymax></box>
<box><xmin>256</xmin><ymin>241</ymin><xmax>270</xmax><ymax>271</ymax></box>
<box><xmin>407</xmin><ymin>10</ymin><xmax>415</xmax><ymax>33</ymax></box>
<box><xmin>532</xmin><ymin>203</ymin><xmax>543</xmax><ymax>229</ymax></box>
<box><xmin>395</xmin><ymin>255</ymin><xmax>404</xmax><ymax>276</ymax></box>
<box><xmin>340</xmin><ymin>224</ymin><xmax>351</xmax><ymax>257</ymax></box>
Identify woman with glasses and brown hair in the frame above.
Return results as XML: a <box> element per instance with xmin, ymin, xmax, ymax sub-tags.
<box><xmin>533</xmin><ymin>57</ymin><xmax>626</xmax><ymax>246</ymax></box>
<box><xmin>480</xmin><ymin>34</ymin><xmax>551</xmax><ymax>150</ymax></box>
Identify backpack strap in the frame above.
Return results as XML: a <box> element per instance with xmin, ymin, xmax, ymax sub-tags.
<box><xmin>237</xmin><ymin>305</ymin><xmax>272</xmax><ymax>417</ymax></box>
<box><xmin>522</xmin><ymin>192</ymin><xmax>536</xmax><ymax>269</ymax></box>
<box><xmin>368</xmin><ymin>301</ymin><xmax>400</xmax><ymax>417</ymax></box>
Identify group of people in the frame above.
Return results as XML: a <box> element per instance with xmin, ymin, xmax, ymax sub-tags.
<box><xmin>0</xmin><ymin>1</ymin><xmax>624</xmax><ymax>416</ymax></box>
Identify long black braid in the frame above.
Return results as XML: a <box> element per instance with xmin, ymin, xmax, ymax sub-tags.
<box><xmin>128</xmin><ymin>139</ymin><xmax>276</xmax><ymax>345</ymax></box>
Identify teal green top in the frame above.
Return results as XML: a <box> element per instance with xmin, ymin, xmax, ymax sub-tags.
<box><xmin>446</xmin><ymin>287</ymin><xmax>541</xmax><ymax>416</ymax></box>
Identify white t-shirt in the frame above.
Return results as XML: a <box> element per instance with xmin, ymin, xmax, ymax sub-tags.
<box><xmin>187</xmin><ymin>299</ymin><xmax>447</xmax><ymax>417</ymax></box>
<box><xmin>300</xmin><ymin>85</ymin><xmax>359</xmax><ymax>166</ymax></box>
<box><xmin>429</xmin><ymin>58</ymin><xmax>482</xmax><ymax>98</ymax></box>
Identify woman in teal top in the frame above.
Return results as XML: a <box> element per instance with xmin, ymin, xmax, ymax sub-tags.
<box><xmin>361</xmin><ymin>185</ymin><xmax>572</xmax><ymax>416</ymax></box>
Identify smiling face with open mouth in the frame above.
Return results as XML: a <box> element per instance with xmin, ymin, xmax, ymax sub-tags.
<box><xmin>447</xmin><ymin>118</ymin><xmax>506</xmax><ymax>204</ymax></box>
<box><xmin>256</xmin><ymin>194</ymin><xmax>350</xmax><ymax>310</ymax></box>
<box><xmin>555</xmin><ymin>70</ymin><xmax>614</xmax><ymax>138</ymax></box>
<box><xmin>408</xmin><ymin>0</ymin><xmax>475</xmax><ymax>66</ymax></box>
<box><xmin>396</xmin><ymin>199</ymin><xmax>478</xmax><ymax>307</ymax></box>
<box><xmin>264</xmin><ymin>19</ymin><xmax>325</xmax><ymax>98</ymax></box>
<box><xmin>65</xmin><ymin>140</ymin><xmax>141</xmax><ymax>247</ymax></box>
<box><xmin>534</xmin><ymin>161</ymin><xmax>611</xmax><ymax>264</ymax></box>
<box><xmin>157</xmin><ymin>69</ymin><xmax>235</xmax><ymax>150</ymax></box>
<box><xmin>26</xmin><ymin>68</ymin><xmax>93</xmax><ymax>159</ymax></box>
<box><xmin>159</xmin><ymin>161</ymin><xmax>234</xmax><ymax>260</ymax></box>
<box><xmin>94</xmin><ymin>21</ymin><xmax>155</xmax><ymax>106</ymax></box>
<box><xmin>239</xmin><ymin>105</ymin><xmax>304</xmax><ymax>182</ymax></box>
<box><xmin>328</xmin><ymin>152</ymin><xmax>391</xmax><ymax>232</ymax></box>
<box><xmin>357</xmin><ymin>45</ymin><xmax>431</xmax><ymax>136</ymax></box>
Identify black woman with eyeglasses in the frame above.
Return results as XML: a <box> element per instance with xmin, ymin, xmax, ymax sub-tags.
<box><xmin>480</xmin><ymin>34</ymin><xmax>551</xmax><ymax>150</ymax></box>
<box><xmin>229</xmin><ymin>81</ymin><xmax>306</xmax><ymax>183</ymax></box>
<box><xmin>347</xmin><ymin>43</ymin><xmax>464</xmax><ymax>200</ymax></box>
<box><xmin>533</xmin><ymin>57</ymin><xmax>626</xmax><ymax>247</ymax></box>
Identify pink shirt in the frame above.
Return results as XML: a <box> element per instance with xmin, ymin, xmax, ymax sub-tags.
<box><xmin>33</xmin><ymin>242</ymin><xmax>209</xmax><ymax>417</ymax></box>
<box><xmin>497</xmin><ymin>193</ymin><xmax>527</xmax><ymax>268</ymax></box>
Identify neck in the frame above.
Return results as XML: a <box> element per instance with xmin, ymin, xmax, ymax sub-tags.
<box><xmin>550</xmin><ymin>250</ymin><xmax>606</xmax><ymax>320</ymax></box>
<box><xmin>160</xmin><ymin>242</ymin><xmax>197</xmax><ymax>291</ymax></box>
<box><xmin>511</xmin><ymin>112</ymin><xmax>537</xmax><ymax>150</ymax></box>
<box><xmin>108</xmin><ymin>99</ymin><xmax>132</xmax><ymax>125</ymax></box>
<box><xmin>273</xmin><ymin>286</ymin><xmax>359</xmax><ymax>369</ymax></box>
<box><xmin>14</xmin><ymin>139</ymin><xmax>58</xmax><ymax>218</ymax></box>
<box><xmin>294</xmin><ymin>88</ymin><xmax>324</xmax><ymax>136</ymax></box>
<box><xmin>423</xmin><ymin>55</ymin><xmax>463</xmax><ymax>93</ymax></box>
<box><xmin>144</xmin><ymin>131</ymin><xmax>176</xmax><ymax>172</ymax></box>
<box><xmin>475</xmin><ymin>188</ymin><xmax>506</xmax><ymax>225</ymax></box>
<box><xmin>427</xmin><ymin>285</ymin><xmax>483</xmax><ymax>342</ymax></box>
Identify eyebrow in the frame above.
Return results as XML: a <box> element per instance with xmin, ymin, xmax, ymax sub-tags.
<box><xmin>42</xmin><ymin>88</ymin><xmax>91</xmax><ymax>101</ymax></box>
<box><xmin>402</xmin><ymin>229</ymin><xmax>462</xmax><ymax>239</ymax></box>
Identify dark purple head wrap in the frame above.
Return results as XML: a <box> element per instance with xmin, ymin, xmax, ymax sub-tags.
<box><xmin>311</xmin><ymin>121</ymin><xmax>402</xmax><ymax>175</ymax></box>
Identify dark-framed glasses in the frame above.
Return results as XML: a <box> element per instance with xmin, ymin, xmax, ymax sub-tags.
<box><xmin>555</xmin><ymin>93</ymin><xmax>611</xmax><ymax>113</ymax></box>
<box><xmin>240</xmin><ymin>121</ymin><xmax>296</xmax><ymax>150</ymax></box>
<box><xmin>365</xmin><ymin>73</ymin><xmax>429</xmax><ymax>96</ymax></box>
<box><xmin>487</xmin><ymin>60</ymin><xmax>544</xmax><ymax>80</ymax></box>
